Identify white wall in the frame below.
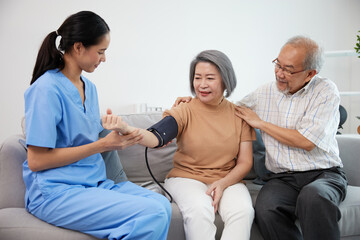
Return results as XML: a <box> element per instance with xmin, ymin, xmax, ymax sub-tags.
<box><xmin>1</xmin><ymin>0</ymin><xmax>360</xmax><ymax>143</ymax></box>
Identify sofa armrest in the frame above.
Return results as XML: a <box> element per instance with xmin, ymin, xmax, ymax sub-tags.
<box><xmin>336</xmin><ymin>134</ymin><xmax>360</xmax><ymax>186</ymax></box>
<box><xmin>0</xmin><ymin>134</ymin><xmax>27</xmax><ymax>209</ymax></box>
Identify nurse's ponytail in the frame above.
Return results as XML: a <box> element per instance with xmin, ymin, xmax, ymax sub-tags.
<box><xmin>31</xmin><ymin>31</ymin><xmax>63</xmax><ymax>85</ymax></box>
<box><xmin>30</xmin><ymin>11</ymin><xmax>110</xmax><ymax>85</ymax></box>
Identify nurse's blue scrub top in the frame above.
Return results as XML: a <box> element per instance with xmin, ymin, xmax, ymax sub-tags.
<box><xmin>23</xmin><ymin>69</ymin><xmax>105</xmax><ymax>211</ymax></box>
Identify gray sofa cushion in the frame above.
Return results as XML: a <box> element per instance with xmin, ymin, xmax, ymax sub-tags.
<box><xmin>337</xmin><ymin>135</ymin><xmax>360</xmax><ymax>186</ymax></box>
<box><xmin>250</xmin><ymin>128</ymin><xmax>269</xmax><ymax>184</ymax></box>
<box><xmin>0</xmin><ymin>208</ymin><xmax>99</xmax><ymax>240</ymax></box>
<box><xmin>338</xmin><ymin>186</ymin><xmax>360</xmax><ymax>238</ymax></box>
<box><xmin>0</xmin><ymin>134</ymin><xmax>27</xmax><ymax>209</ymax></box>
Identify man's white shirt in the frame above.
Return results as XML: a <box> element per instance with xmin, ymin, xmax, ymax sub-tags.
<box><xmin>240</xmin><ymin>75</ymin><xmax>343</xmax><ymax>173</ymax></box>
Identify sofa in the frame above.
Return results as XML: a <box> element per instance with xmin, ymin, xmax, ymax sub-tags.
<box><xmin>0</xmin><ymin>112</ymin><xmax>360</xmax><ymax>240</ymax></box>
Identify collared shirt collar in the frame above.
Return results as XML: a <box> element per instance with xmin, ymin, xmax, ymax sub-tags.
<box><xmin>284</xmin><ymin>75</ymin><xmax>317</xmax><ymax>97</ymax></box>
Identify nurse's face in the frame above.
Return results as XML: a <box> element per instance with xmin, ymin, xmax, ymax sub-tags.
<box><xmin>78</xmin><ymin>33</ymin><xmax>110</xmax><ymax>73</ymax></box>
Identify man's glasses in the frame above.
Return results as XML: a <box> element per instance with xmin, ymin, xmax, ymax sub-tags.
<box><xmin>272</xmin><ymin>58</ymin><xmax>306</xmax><ymax>76</ymax></box>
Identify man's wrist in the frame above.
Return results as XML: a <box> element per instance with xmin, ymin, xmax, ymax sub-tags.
<box><xmin>256</xmin><ymin>120</ymin><xmax>266</xmax><ymax>131</ymax></box>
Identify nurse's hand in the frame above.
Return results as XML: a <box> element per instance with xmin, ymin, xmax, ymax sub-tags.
<box><xmin>102</xmin><ymin>109</ymin><xmax>132</xmax><ymax>135</ymax></box>
<box><xmin>101</xmin><ymin>129</ymin><xmax>143</xmax><ymax>151</ymax></box>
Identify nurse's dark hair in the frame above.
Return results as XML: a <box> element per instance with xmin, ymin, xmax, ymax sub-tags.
<box><xmin>189</xmin><ymin>50</ymin><xmax>237</xmax><ymax>98</ymax></box>
<box><xmin>30</xmin><ymin>11</ymin><xmax>110</xmax><ymax>85</ymax></box>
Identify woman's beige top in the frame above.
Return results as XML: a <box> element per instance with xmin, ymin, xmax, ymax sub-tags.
<box><xmin>164</xmin><ymin>97</ymin><xmax>255</xmax><ymax>184</ymax></box>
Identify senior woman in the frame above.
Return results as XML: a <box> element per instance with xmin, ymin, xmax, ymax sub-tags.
<box><xmin>103</xmin><ymin>50</ymin><xmax>256</xmax><ymax>240</ymax></box>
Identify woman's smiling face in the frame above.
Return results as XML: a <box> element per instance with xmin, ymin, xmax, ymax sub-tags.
<box><xmin>193</xmin><ymin>62</ymin><xmax>224</xmax><ymax>105</ymax></box>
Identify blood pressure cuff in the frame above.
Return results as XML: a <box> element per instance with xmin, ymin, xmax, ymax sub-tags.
<box><xmin>147</xmin><ymin>116</ymin><xmax>178</xmax><ymax>148</ymax></box>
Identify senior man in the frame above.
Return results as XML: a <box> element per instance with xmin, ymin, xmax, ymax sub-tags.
<box><xmin>235</xmin><ymin>35</ymin><xmax>347</xmax><ymax>240</ymax></box>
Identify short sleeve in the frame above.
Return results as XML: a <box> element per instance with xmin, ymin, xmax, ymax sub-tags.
<box><xmin>297</xmin><ymin>84</ymin><xmax>340</xmax><ymax>152</ymax></box>
<box><xmin>240</xmin><ymin>119</ymin><xmax>256</xmax><ymax>142</ymax></box>
<box><xmin>25</xmin><ymin>83</ymin><xmax>62</xmax><ymax>148</ymax></box>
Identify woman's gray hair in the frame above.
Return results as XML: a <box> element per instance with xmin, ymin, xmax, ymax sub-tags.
<box><xmin>189</xmin><ymin>50</ymin><xmax>237</xmax><ymax>98</ymax></box>
<box><xmin>283</xmin><ymin>35</ymin><xmax>324</xmax><ymax>72</ymax></box>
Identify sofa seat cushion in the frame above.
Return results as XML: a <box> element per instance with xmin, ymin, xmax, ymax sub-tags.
<box><xmin>338</xmin><ymin>186</ymin><xmax>360</xmax><ymax>238</ymax></box>
<box><xmin>0</xmin><ymin>208</ymin><xmax>101</xmax><ymax>240</ymax></box>
<box><xmin>244</xmin><ymin>180</ymin><xmax>263</xmax><ymax>206</ymax></box>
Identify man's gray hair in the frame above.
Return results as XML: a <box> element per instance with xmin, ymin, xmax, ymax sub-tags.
<box><xmin>283</xmin><ymin>35</ymin><xmax>324</xmax><ymax>72</ymax></box>
<box><xmin>189</xmin><ymin>50</ymin><xmax>237</xmax><ymax>97</ymax></box>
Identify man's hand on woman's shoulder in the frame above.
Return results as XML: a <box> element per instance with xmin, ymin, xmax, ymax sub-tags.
<box><xmin>172</xmin><ymin>96</ymin><xmax>192</xmax><ymax>108</ymax></box>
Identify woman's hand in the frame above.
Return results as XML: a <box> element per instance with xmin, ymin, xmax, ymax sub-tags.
<box><xmin>102</xmin><ymin>108</ymin><xmax>132</xmax><ymax>134</ymax></box>
<box><xmin>206</xmin><ymin>180</ymin><xmax>226</xmax><ymax>213</ymax></box>
<box><xmin>172</xmin><ymin>96</ymin><xmax>192</xmax><ymax>107</ymax></box>
<box><xmin>100</xmin><ymin>129</ymin><xmax>143</xmax><ymax>151</ymax></box>
<box><xmin>102</xmin><ymin>108</ymin><xmax>161</xmax><ymax>148</ymax></box>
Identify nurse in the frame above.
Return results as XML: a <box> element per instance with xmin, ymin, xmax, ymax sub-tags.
<box><xmin>23</xmin><ymin>11</ymin><xmax>171</xmax><ymax>240</ymax></box>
